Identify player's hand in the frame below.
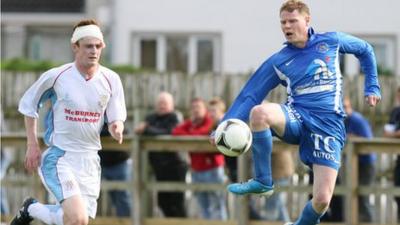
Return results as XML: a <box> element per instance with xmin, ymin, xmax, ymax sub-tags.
<box><xmin>25</xmin><ymin>144</ymin><xmax>42</xmax><ymax>173</ymax></box>
<box><xmin>365</xmin><ymin>95</ymin><xmax>380</xmax><ymax>107</ymax></box>
<box><xmin>109</xmin><ymin>120</ymin><xmax>124</xmax><ymax>144</ymax></box>
<box><xmin>209</xmin><ymin>131</ymin><xmax>216</xmax><ymax>145</ymax></box>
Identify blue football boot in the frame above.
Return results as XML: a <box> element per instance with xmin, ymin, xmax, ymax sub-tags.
<box><xmin>227</xmin><ymin>179</ymin><xmax>274</xmax><ymax>196</ymax></box>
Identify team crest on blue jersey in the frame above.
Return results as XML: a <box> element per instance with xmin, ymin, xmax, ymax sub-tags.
<box><xmin>316</xmin><ymin>42</ymin><xmax>329</xmax><ymax>53</ymax></box>
<box><xmin>294</xmin><ymin>59</ymin><xmax>335</xmax><ymax>96</ymax></box>
<box><xmin>309</xmin><ymin>59</ymin><xmax>333</xmax><ymax>80</ymax></box>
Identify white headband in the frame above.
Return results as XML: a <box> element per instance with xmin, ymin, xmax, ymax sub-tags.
<box><xmin>70</xmin><ymin>24</ymin><xmax>104</xmax><ymax>44</ymax></box>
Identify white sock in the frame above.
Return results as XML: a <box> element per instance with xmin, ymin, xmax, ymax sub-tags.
<box><xmin>28</xmin><ymin>202</ymin><xmax>64</xmax><ymax>225</ymax></box>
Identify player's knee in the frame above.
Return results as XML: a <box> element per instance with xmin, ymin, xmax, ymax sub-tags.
<box><xmin>64</xmin><ymin>212</ymin><xmax>89</xmax><ymax>225</ymax></box>
<box><xmin>66</xmin><ymin>217</ymin><xmax>88</xmax><ymax>225</ymax></box>
<box><xmin>250</xmin><ymin>105</ymin><xmax>273</xmax><ymax>128</ymax></box>
<box><xmin>312</xmin><ymin>193</ymin><xmax>331</xmax><ymax>213</ymax></box>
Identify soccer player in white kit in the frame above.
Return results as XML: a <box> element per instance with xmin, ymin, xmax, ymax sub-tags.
<box><xmin>11</xmin><ymin>19</ymin><xmax>127</xmax><ymax>225</ymax></box>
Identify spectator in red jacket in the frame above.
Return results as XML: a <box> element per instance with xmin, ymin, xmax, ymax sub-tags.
<box><xmin>172</xmin><ymin>97</ymin><xmax>227</xmax><ymax>220</ymax></box>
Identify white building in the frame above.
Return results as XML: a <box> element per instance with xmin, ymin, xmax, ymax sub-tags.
<box><xmin>2</xmin><ymin>0</ymin><xmax>399</xmax><ymax>76</ymax></box>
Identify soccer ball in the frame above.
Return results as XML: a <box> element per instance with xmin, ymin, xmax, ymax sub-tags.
<box><xmin>214</xmin><ymin>118</ymin><xmax>252</xmax><ymax>157</ymax></box>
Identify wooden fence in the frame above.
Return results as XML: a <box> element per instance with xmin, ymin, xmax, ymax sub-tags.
<box><xmin>1</xmin><ymin>72</ymin><xmax>399</xmax><ymax>131</ymax></box>
<box><xmin>1</xmin><ymin>134</ymin><xmax>400</xmax><ymax>225</ymax></box>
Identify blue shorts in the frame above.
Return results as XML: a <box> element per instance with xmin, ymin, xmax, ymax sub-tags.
<box><xmin>272</xmin><ymin>104</ymin><xmax>345</xmax><ymax>170</ymax></box>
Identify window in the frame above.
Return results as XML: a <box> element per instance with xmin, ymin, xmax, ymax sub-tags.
<box><xmin>2</xmin><ymin>0</ymin><xmax>85</xmax><ymax>13</ymax></box>
<box><xmin>132</xmin><ymin>33</ymin><xmax>221</xmax><ymax>74</ymax></box>
<box><xmin>26</xmin><ymin>26</ymin><xmax>73</xmax><ymax>62</ymax></box>
<box><xmin>166</xmin><ymin>37</ymin><xmax>188</xmax><ymax>72</ymax></box>
<box><xmin>140</xmin><ymin>40</ymin><xmax>157</xmax><ymax>70</ymax></box>
<box><xmin>343</xmin><ymin>35</ymin><xmax>397</xmax><ymax>76</ymax></box>
<box><xmin>370</xmin><ymin>42</ymin><xmax>392</xmax><ymax>75</ymax></box>
<box><xmin>197</xmin><ymin>39</ymin><xmax>214</xmax><ymax>73</ymax></box>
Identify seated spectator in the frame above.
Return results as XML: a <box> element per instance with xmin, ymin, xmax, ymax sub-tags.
<box><xmin>172</xmin><ymin>97</ymin><xmax>227</xmax><ymax>220</ymax></box>
<box><xmin>134</xmin><ymin>91</ymin><xmax>188</xmax><ymax>217</ymax></box>
<box><xmin>99</xmin><ymin>123</ymin><xmax>132</xmax><ymax>217</ymax></box>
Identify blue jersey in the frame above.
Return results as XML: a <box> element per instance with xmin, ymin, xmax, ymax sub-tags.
<box><xmin>223</xmin><ymin>28</ymin><xmax>381</xmax><ymax>123</ymax></box>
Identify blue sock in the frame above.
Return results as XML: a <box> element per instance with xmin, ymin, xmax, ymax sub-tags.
<box><xmin>252</xmin><ymin>129</ymin><xmax>273</xmax><ymax>186</ymax></box>
<box><xmin>294</xmin><ymin>201</ymin><xmax>323</xmax><ymax>225</ymax></box>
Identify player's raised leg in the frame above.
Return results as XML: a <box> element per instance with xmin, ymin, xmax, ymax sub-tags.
<box><xmin>228</xmin><ymin>102</ymin><xmax>286</xmax><ymax>195</ymax></box>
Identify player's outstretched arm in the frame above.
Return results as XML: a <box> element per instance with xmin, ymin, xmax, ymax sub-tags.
<box><xmin>108</xmin><ymin>120</ymin><xmax>124</xmax><ymax>144</ymax></box>
<box><xmin>24</xmin><ymin>116</ymin><xmax>42</xmax><ymax>173</ymax></box>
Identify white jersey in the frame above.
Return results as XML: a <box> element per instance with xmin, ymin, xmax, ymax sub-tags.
<box><xmin>18</xmin><ymin>62</ymin><xmax>127</xmax><ymax>152</ymax></box>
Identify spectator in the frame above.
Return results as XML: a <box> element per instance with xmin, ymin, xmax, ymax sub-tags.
<box><xmin>344</xmin><ymin>96</ymin><xmax>376</xmax><ymax>222</ymax></box>
<box><xmin>383</xmin><ymin>86</ymin><xmax>400</xmax><ymax>220</ymax></box>
<box><xmin>172</xmin><ymin>97</ymin><xmax>227</xmax><ymax>220</ymax></box>
<box><xmin>134</xmin><ymin>91</ymin><xmax>188</xmax><ymax>217</ymax></box>
<box><xmin>99</xmin><ymin>123</ymin><xmax>132</xmax><ymax>217</ymax></box>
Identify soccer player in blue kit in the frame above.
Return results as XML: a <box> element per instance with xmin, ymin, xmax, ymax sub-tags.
<box><xmin>211</xmin><ymin>0</ymin><xmax>381</xmax><ymax>224</ymax></box>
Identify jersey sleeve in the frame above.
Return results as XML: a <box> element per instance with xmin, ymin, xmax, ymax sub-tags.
<box><xmin>18</xmin><ymin>70</ymin><xmax>57</xmax><ymax>118</ymax></box>
<box><xmin>105</xmin><ymin>73</ymin><xmax>127</xmax><ymax>123</ymax></box>
<box><xmin>337</xmin><ymin>32</ymin><xmax>381</xmax><ymax>98</ymax></box>
<box><xmin>222</xmin><ymin>56</ymin><xmax>281</xmax><ymax>122</ymax></box>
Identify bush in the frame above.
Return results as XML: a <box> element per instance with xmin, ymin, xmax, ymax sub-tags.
<box><xmin>377</xmin><ymin>65</ymin><xmax>394</xmax><ymax>76</ymax></box>
<box><xmin>104</xmin><ymin>64</ymin><xmax>140</xmax><ymax>74</ymax></box>
<box><xmin>0</xmin><ymin>58</ymin><xmax>58</xmax><ymax>72</ymax></box>
<box><xmin>1</xmin><ymin>58</ymin><xmax>142</xmax><ymax>74</ymax></box>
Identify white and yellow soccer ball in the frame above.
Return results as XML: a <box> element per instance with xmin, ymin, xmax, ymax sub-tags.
<box><xmin>214</xmin><ymin>118</ymin><xmax>252</xmax><ymax>157</ymax></box>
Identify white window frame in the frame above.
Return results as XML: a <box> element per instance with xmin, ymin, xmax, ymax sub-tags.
<box><xmin>131</xmin><ymin>32</ymin><xmax>222</xmax><ymax>74</ymax></box>
<box><xmin>344</xmin><ymin>34</ymin><xmax>397</xmax><ymax>76</ymax></box>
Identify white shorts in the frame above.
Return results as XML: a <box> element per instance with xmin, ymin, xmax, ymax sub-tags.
<box><xmin>38</xmin><ymin>146</ymin><xmax>101</xmax><ymax>218</ymax></box>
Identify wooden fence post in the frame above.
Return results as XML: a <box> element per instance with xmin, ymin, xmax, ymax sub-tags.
<box><xmin>132</xmin><ymin>135</ymin><xmax>141</xmax><ymax>225</ymax></box>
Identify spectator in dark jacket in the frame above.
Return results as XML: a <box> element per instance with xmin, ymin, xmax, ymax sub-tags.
<box><xmin>99</xmin><ymin>124</ymin><xmax>132</xmax><ymax>217</ymax></box>
<box><xmin>134</xmin><ymin>91</ymin><xmax>188</xmax><ymax>217</ymax></box>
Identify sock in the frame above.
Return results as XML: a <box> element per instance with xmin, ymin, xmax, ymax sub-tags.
<box><xmin>28</xmin><ymin>202</ymin><xmax>64</xmax><ymax>225</ymax></box>
<box><xmin>294</xmin><ymin>201</ymin><xmax>324</xmax><ymax>225</ymax></box>
<box><xmin>252</xmin><ymin>129</ymin><xmax>273</xmax><ymax>186</ymax></box>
